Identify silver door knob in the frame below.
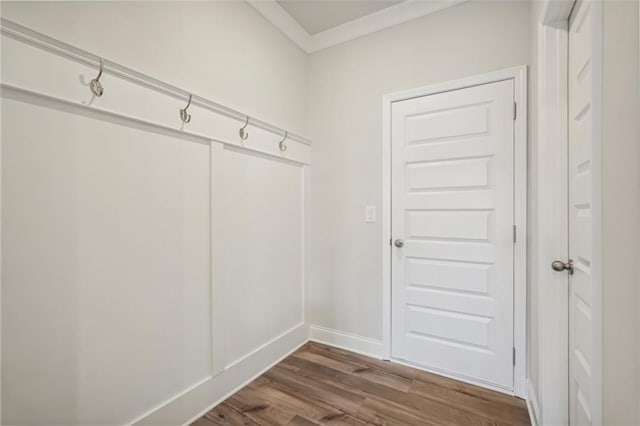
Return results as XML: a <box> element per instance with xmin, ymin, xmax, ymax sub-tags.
<box><xmin>394</xmin><ymin>239</ymin><xmax>405</xmax><ymax>248</ymax></box>
<box><xmin>551</xmin><ymin>259</ymin><xmax>574</xmax><ymax>275</ymax></box>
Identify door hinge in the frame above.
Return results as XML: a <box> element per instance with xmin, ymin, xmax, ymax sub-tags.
<box><xmin>513</xmin><ymin>225</ymin><xmax>517</xmax><ymax>243</ymax></box>
<box><xmin>513</xmin><ymin>347</ymin><xmax>516</xmax><ymax>366</ymax></box>
<box><xmin>513</xmin><ymin>102</ymin><xmax>517</xmax><ymax>120</ymax></box>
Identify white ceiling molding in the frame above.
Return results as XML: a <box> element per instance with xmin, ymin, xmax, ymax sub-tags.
<box><xmin>308</xmin><ymin>0</ymin><xmax>468</xmax><ymax>52</ymax></box>
<box><xmin>248</xmin><ymin>0</ymin><xmax>469</xmax><ymax>54</ymax></box>
<box><xmin>247</xmin><ymin>1</ymin><xmax>311</xmax><ymax>51</ymax></box>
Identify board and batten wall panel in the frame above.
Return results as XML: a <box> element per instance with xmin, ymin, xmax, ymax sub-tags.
<box><xmin>1</xmin><ymin>93</ymin><xmax>308</xmax><ymax>425</ymax></box>
<box><xmin>0</xmin><ymin>2</ymin><xmax>310</xmax><ymax>424</ymax></box>
<box><xmin>2</xmin><ymin>97</ymin><xmax>212</xmax><ymax>425</ymax></box>
<box><xmin>220</xmin><ymin>147</ymin><xmax>305</xmax><ymax>367</ymax></box>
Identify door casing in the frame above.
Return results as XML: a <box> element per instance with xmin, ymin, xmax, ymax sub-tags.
<box><xmin>534</xmin><ymin>1</ymin><xmax>604</xmax><ymax>425</ymax></box>
<box><xmin>381</xmin><ymin>66</ymin><xmax>528</xmax><ymax>398</ymax></box>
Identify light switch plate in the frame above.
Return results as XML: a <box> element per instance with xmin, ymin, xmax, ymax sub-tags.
<box><xmin>365</xmin><ymin>206</ymin><xmax>376</xmax><ymax>223</ymax></box>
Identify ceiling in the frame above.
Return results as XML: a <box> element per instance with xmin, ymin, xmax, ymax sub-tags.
<box><xmin>276</xmin><ymin>1</ymin><xmax>404</xmax><ymax>35</ymax></box>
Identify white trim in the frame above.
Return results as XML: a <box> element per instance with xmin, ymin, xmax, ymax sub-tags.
<box><xmin>527</xmin><ymin>380</ymin><xmax>541</xmax><ymax>426</ymax></box>
<box><xmin>2</xmin><ymin>84</ymin><xmax>311</xmax><ymax>167</ymax></box>
<box><xmin>0</xmin><ymin>18</ymin><xmax>311</xmax><ymax>146</ymax></box>
<box><xmin>127</xmin><ymin>376</ymin><xmax>214</xmax><ymax>426</ymax></box>
<box><xmin>302</xmin><ymin>165</ymin><xmax>310</xmax><ymax>328</ymax></box>
<box><xmin>382</xmin><ymin>66</ymin><xmax>528</xmax><ymax>103</ymax></box>
<box><xmin>535</xmin><ymin>12</ymin><xmax>570</xmax><ymax>425</ymax></box>
<box><xmin>381</xmin><ymin>65</ymin><xmax>528</xmax><ymax>398</ymax></box>
<box><xmin>135</xmin><ymin>323</ymin><xmax>307</xmax><ymax>425</ymax></box>
<box><xmin>245</xmin><ymin>0</ymin><xmax>310</xmax><ymax>52</ymax></box>
<box><xmin>535</xmin><ymin>2</ymin><xmax>604</xmax><ymax>424</ymax></box>
<box><xmin>225</xmin><ymin>322</ymin><xmax>306</xmax><ymax>370</ymax></box>
<box><xmin>306</xmin><ymin>0</ymin><xmax>467</xmax><ymax>53</ymax></box>
<box><xmin>248</xmin><ymin>0</ymin><xmax>467</xmax><ymax>54</ymax></box>
<box><xmin>588</xmin><ymin>2</ymin><xmax>604</xmax><ymax>424</ymax></box>
<box><xmin>210</xmin><ymin>141</ymin><xmax>226</xmax><ymax>378</ymax></box>
<box><xmin>381</xmin><ymin>97</ymin><xmax>392</xmax><ymax>361</ymax></box>
<box><xmin>513</xmin><ymin>66</ymin><xmax>529</xmax><ymax>398</ymax></box>
<box><xmin>308</xmin><ymin>325</ymin><xmax>383</xmax><ymax>359</ymax></box>
<box><xmin>180</xmin><ymin>337</ymin><xmax>309</xmax><ymax>426</ymax></box>
<box><xmin>0</xmin><ymin>39</ymin><xmax>3</xmax><ymax>421</ymax></box>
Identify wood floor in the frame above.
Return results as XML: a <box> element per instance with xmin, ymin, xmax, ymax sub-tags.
<box><xmin>192</xmin><ymin>342</ymin><xmax>530</xmax><ymax>426</ymax></box>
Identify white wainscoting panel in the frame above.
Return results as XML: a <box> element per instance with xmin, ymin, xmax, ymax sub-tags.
<box><xmin>1</xmin><ymin>97</ymin><xmax>212</xmax><ymax>425</ymax></box>
<box><xmin>218</xmin><ymin>146</ymin><xmax>305</xmax><ymax>367</ymax></box>
<box><xmin>1</xmin><ymin>63</ymin><xmax>309</xmax><ymax>426</ymax></box>
<box><xmin>139</xmin><ymin>324</ymin><xmax>307</xmax><ymax>425</ymax></box>
<box><xmin>1</xmin><ymin>17</ymin><xmax>310</xmax><ymax>426</ymax></box>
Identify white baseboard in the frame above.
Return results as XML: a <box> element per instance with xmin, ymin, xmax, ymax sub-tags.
<box><xmin>132</xmin><ymin>323</ymin><xmax>534</xmax><ymax>425</ymax></box>
<box><xmin>308</xmin><ymin>324</ymin><xmax>383</xmax><ymax>359</ymax></box>
<box><xmin>133</xmin><ymin>323</ymin><xmax>307</xmax><ymax>425</ymax></box>
<box><xmin>526</xmin><ymin>379</ymin><xmax>540</xmax><ymax>426</ymax></box>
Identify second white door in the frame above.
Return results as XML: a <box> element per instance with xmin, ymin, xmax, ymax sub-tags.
<box><xmin>567</xmin><ymin>1</ymin><xmax>599</xmax><ymax>423</ymax></box>
<box><xmin>391</xmin><ymin>79</ymin><xmax>516</xmax><ymax>390</ymax></box>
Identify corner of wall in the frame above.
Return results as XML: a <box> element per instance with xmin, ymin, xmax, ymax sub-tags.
<box><xmin>308</xmin><ymin>325</ymin><xmax>383</xmax><ymax>359</ymax></box>
<box><xmin>526</xmin><ymin>379</ymin><xmax>541</xmax><ymax>426</ymax></box>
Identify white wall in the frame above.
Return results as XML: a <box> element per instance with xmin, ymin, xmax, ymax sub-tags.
<box><xmin>527</xmin><ymin>0</ymin><xmax>544</xmax><ymax>421</ymax></box>
<box><xmin>601</xmin><ymin>1</ymin><xmax>640</xmax><ymax>424</ymax></box>
<box><xmin>1</xmin><ymin>2</ymin><xmax>309</xmax><ymax>425</ymax></box>
<box><xmin>219</xmin><ymin>147</ymin><xmax>305</xmax><ymax>365</ymax></box>
<box><xmin>0</xmin><ymin>1</ymin><xmax>307</xmax><ymax>135</ymax></box>
<box><xmin>2</xmin><ymin>98</ymin><xmax>213</xmax><ymax>425</ymax></box>
<box><xmin>307</xmin><ymin>1</ymin><xmax>532</xmax><ymax>345</ymax></box>
<box><xmin>7</xmin><ymin>2</ymin><xmax>637</xmax><ymax>425</ymax></box>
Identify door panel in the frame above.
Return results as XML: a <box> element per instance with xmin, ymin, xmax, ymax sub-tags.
<box><xmin>391</xmin><ymin>80</ymin><xmax>515</xmax><ymax>390</ymax></box>
<box><xmin>569</xmin><ymin>1</ymin><xmax>596</xmax><ymax>423</ymax></box>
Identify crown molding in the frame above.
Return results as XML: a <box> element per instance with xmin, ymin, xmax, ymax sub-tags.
<box><xmin>247</xmin><ymin>0</ymin><xmax>310</xmax><ymax>51</ymax></box>
<box><xmin>308</xmin><ymin>0</ymin><xmax>468</xmax><ymax>52</ymax></box>
<box><xmin>248</xmin><ymin>0</ymin><xmax>469</xmax><ymax>54</ymax></box>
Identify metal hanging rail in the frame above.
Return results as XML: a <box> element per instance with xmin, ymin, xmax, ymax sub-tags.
<box><xmin>0</xmin><ymin>17</ymin><xmax>312</xmax><ymax>146</ymax></box>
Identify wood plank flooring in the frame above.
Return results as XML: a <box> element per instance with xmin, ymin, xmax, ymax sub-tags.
<box><xmin>192</xmin><ymin>342</ymin><xmax>530</xmax><ymax>426</ymax></box>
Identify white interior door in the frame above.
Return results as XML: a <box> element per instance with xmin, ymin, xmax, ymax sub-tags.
<box><xmin>390</xmin><ymin>80</ymin><xmax>515</xmax><ymax>390</ymax></box>
<box><xmin>568</xmin><ymin>1</ymin><xmax>599</xmax><ymax>423</ymax></box>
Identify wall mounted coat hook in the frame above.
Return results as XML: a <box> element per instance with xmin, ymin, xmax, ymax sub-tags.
<box><xmin>279</xmin><ymin>131</ymin><xmax>288</xmax><ymax>152</ymax></box>
<box><xmin>239</xmin><ymin>116</ymin><xmax>250</xmax><ymax>140</ymax></box>
<box><xmin>180</xmin><ymin>94</ymin><xmax>192</xmax><ymax>124</ymax></box>
<box><xmin>90</xmin><ymin>58</ymin><xmax>104</xmax><ymax>97</ymax></box>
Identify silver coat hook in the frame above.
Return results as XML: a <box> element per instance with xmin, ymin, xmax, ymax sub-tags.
<box><xmin>239</xmin><ymin>116</ymin><xmax>250</xmax><ymax>140</ymax></box>
<box><xmin>180</xmin><ymin>94</ymin><xmax>192</xmax><ymax>124</ymax></box>
<box><xmin>279</xmin><ymin>131</ymin><xmax>288</xmax><ymax>152</ymax></box>
<box><xmin>90</xmin><ymin>58</ymin><xmax>104</xmax><ymax>97</ymax></box>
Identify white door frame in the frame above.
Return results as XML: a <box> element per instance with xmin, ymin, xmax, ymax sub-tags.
<box><xmin>381</xmin><ymin>66</ymin><xmax>528</xmax><ymax>398</ymax></box>
<box><xmin>533</xmin><ymin>1</ymin><xmax>603</xmax><ymax>424</ymax></box>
